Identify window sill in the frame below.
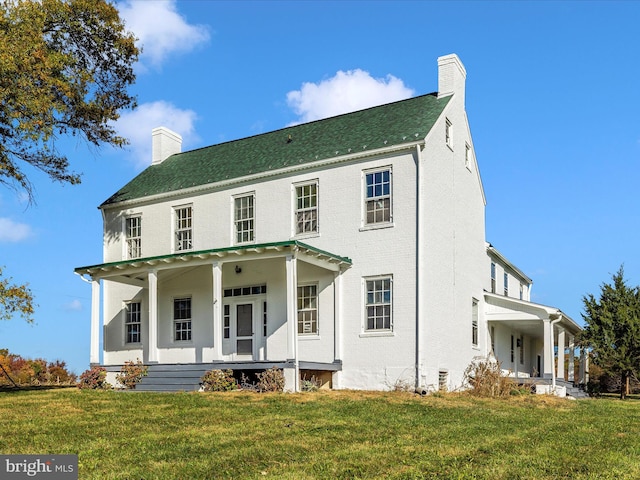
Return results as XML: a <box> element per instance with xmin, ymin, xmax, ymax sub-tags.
<box><xmin>359</xmin><ymin>331</ymin><xmax>394</xmax><ymax>338</ymax></box>
<box><xmin>299</xmin><ymin>335</ymin><xmax>321</xmax><ymax>340</ymax></box>
<box><xmin>359</xmin><ymin>222</ymin><xmax>394</xmax><ymax>232</ymax></box>
<box><xmin>292</xmin><ymin>232</ymin><xmax>320</xmax><ymax>241</ymax></box>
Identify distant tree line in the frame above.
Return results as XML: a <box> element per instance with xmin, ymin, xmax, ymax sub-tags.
<box><xmin>0</xmin><ymin>349</ymin><xmax>76</xmax><ymax>387</ymax></box>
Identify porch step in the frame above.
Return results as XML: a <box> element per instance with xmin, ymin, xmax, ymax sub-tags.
<box><xmin>556</xmin><ymin>380</ymin><xmax>589</xmax><ymax>399</ymax></box>
<box><xmin>135</xmin><ymin>364</ymin><xmax>210</xmax><ymax>392</ymax></box>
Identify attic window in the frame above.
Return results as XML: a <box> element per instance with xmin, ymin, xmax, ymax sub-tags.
<box><xmin>465</xmin><ymin>143</ymin><xmax>471</xmax><ymax>169</ymax></box>
<box><xmin>445</xmin><ymin>118</ymin><xmax>452</xmax><ymax>149</ymax></box>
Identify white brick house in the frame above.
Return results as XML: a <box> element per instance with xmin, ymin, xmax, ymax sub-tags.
<box><xmin>75</xmin><ymin>54</ymin><xmax>582</xmax><ymax>392</ymax></box>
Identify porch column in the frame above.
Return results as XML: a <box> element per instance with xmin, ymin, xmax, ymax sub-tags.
<box><xmin>334</xmin><ymin>271</ymin><xmax>343</xmax><ymax>363</ymax></box>
<box><xmin>568</xmin><ymin>335</ymin><xmax>575</xmax><ymax>382</ymax></box>
<box><xmin>542</xmin><ymin>318</ymin><xmax>553</xmax><ymax>379</ymax></box>
<box><xmin>285</xmin><ymin>254</ymin><xmax>299</xmax><ymax>391</ymax></box>
<box><xmin>557</xmin><ymin>329</ymin><xmax>565</xmax><ymax>380</ymax></box>
<box><xmin>333</xmin><ymin>270</ymin><xmax>343</xmax><ymax>389</ymax></box>
<box><xmin>90</xmin><ymin>280</ymin><xmax>101</xmax><ymax>365</ymax></box>
<box><xmin>212</xmin><ymin>262</ymin><xmax>223</xmax><ymax>360</ymax></box>
<box><xmin>148</xmin><ymin>269</ymin><xmax>159</xmax><ymax>363</ymax></box>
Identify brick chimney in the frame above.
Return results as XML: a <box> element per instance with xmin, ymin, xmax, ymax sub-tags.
<box><xmin>437</xmin><ymin>54</ymin><xmax>467</xmax><ymax>107</ymax></box>
<box><xmin>152</xmin><ymin>127</ymin><xmax>182</xmax><ymax>165</ymax></box>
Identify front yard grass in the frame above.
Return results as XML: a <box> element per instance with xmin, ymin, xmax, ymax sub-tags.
<box><xmin>1</xmin><ymin>389</ymin><xmax>639</xmax><ymax>479</ymax></box>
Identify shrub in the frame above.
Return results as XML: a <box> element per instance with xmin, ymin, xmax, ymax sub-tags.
<box><xmin>78</xmin><ymin>366</ymin><xmax>111</xmax><ymax>390</ymax></box>
<box><xmin>301</xmin><ymin>375</ymin><xmax>321</xmax><ymax>392</ymax></box>
<box><xmin>116</xmin><ymin>359</ymin><xmax>148</xmax><ymax>389</ymax></box>
<box><xmin>201</xmin><ymin>369</ymin><xmax>238</xmax><ymax>392</ymax></box>
<box><xmin>463</xmin><ymin>356</ymin><xmax>516</xmax><ymax>398</ymax></box>
<box><xmin>257</xmin><ymin>367</ymin><xmax>285</xmax><ymax>392</ymax></box>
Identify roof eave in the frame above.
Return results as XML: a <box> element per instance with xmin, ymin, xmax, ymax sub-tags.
<box><xmin>100</xmin><ymin>139</ymin><xmax>425</xmax><ymax>210</ymax></box>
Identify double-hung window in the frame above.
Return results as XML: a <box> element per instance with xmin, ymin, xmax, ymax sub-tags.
<box><xmin>174</xmin><ymin>205</ymin><xmax>193</xmax><ymax>251</ymax></box>
<box><xmin>365</xmin><ymin>276</ymin><xmax>392</xmax><ymax>331</ymax></box>
<box><xmin>295</xmin><ymin>182</ymin><xmax>318</xmax><ymax>235</ymax></box>
<box><xmin>297</xmin><ymin>284</ymin><xmax>318</xmax><ymax>335</ymax></box>
<box><xmin>235</xmin><ymin>194</ymin><xmax>254</xmax><ymax>243</ymax></box>
<box><xmin>445</xmin><ymin>118</ymin><xmax>452</xmax><ymax>149</ymax></box>
<box><xmin>364</xmin><ymin>168</ymin><xmax>391</xmax><ymax>225</ymax></box>
<box><xmin>504</xmin><ymin>272</ymin><xmax>509</xmax><ymax>296</ymax></box>
<box><xmin>125</xmin><ymin>302</ymin><xmax>141</xmax><ymax>343</ymax></box>
<box><xmin>126</xmin><ymin>216</ymin><xmax>142</xmax><ymax>259</ymax></box>
<box><xmin>174</xmin><ymin>297</ymin><xmax>192</xmax><ymax>341</ymax></box>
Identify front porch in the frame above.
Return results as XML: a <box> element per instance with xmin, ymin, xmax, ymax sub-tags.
<box><xmin>76</xmin><ymin>241</ymin><xmax>352</xmax><ymax>392</ymax></box>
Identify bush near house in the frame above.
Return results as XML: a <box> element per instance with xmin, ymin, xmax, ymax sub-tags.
<box><xmin>256</xmin><ymin>367</ymin><xmax>285</xmax><ymax>392</ymax></box>
<box><xmin>77</xmin><ymin>366</ymin><xmax>110</xmax><ymax>390</ymax></box>
<box><xmin>463</xmin><ymin>356</ymin><xmax>519</xmax><ymax>397</ymax></box>
<box><xmin>115</xmin><ymin>359</ymin><xmax>148</xmax><ymax>389</ymax></box>
<box><xmin>200</xmin><ymin>369</ymin><xmax>238</xmax><ymax>392</ymax></box>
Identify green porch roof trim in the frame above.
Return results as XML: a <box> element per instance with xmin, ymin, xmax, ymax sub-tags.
<box><xmin>102</xmin><ymin>93</ymin><xmax>451</xmax><ymax>206</ymax></box>
<box><xmin>74</xmin><ymin>240</ymin><xmax>352</xmax><ymax>274</ymax></box>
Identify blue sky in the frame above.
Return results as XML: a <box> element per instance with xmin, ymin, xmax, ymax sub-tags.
<box><xmin>1</xmin><ymin>1</ymin><xmax>639</xmax><ymax>375</ymax></box>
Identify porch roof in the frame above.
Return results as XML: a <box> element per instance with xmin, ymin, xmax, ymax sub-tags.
<box><xmin>484</xmin><ymin>292</ymin><xmax>582</xmax><ymax>337</ymax></box>
<box><xmin>75</xmin><ymin>240</ymin><xmax>352</xmax><ymax>279</ymax></box>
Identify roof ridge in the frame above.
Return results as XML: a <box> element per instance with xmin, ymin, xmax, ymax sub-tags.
<box><xmin>174</xmin><ymin>91</ymin><xmax>440</xmax><ymax>157</ymax></box>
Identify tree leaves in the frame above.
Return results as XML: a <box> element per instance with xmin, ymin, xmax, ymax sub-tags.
<box><xmin>0</xmin><ymin>266</ymin><xmax>35</xmax><ymax>323</ymax></box>
<box><xmin>0</xmin><ymin>0</ymin><xmax>139</xmax><ymax>200</ymax></box>
<box><xmin>580</xmin><ymin>266</ymin><xmax>640</xmax><ymax>399</ymax></box>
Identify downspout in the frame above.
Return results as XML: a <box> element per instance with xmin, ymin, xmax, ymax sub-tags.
<box><xmin>415</xmin><ymin>144</ymin><xmax>425</xmax><ymax>393</ymax></box>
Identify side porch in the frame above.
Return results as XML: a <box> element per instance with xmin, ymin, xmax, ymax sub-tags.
<box><xmin>485</xmin><ymin>292</ymin><xmax>587</xmax><ymax>396</ymax></box>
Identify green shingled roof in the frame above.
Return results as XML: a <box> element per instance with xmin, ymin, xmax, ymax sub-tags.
<box><xmin>102</xmin><ymin>93</ymin><xmax>451</xmax><ymax>207</ymax></box>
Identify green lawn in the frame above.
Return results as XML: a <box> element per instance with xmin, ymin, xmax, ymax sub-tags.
<box><xmin>0</xmin><ymin>389</ymin><xmax>639</xmax><ymax>479</ymax></box>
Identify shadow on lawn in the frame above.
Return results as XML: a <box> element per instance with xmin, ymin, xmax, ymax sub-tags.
<box><xmin>0</xmin><ymin>385</ymin><xmax>76</xmax><ymax>393</ymax></box>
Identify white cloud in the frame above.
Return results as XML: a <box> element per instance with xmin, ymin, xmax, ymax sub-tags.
<box><xmin>286</xmin><ymin>69</ymin><xmax>415</xmax><ymax>124</ymax></box>
<box><xmin>0</xmin><ymin>218</ymin><xmax>33</xmax><ymax>242</ymax></box>
<box><xmin>118</xmin><ymin>0</ymin><xmax>210</xmax><ymax>69</ymax></box>
<box><xmin>116</xmin><ymin>101</ymin><xmax>198</xmax><ymax>168</ymax></box>
<box><xmin>63</xmin><ymin>299</ymin><xmax>83</xmax><ymax>312</ymax></box>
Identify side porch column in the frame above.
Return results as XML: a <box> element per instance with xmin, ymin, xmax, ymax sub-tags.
<box><xmin>567</xmin><ymin>334</ymin><xmax>575</xmax><ymax>382</ymax></box>
<box><xmin>557</xmin><ymin>329</ymin><xmax>565</xmax><ymax>380</ymax></box>
<box><xmin>90</xmin><ymin>280</ymin><xmax>101</xmax><ymax>365</ymax></box>
<box><xmin>212</xmin><ymin>262</ymin><xmax>223</xmax><ymax>360</ymax></box>
<box><xmin>542</xmin><ymin>318</ymin><xmax>553</xmax><ymax>379</ymax></box>
<box><xmin>285</xmin><ymin>254</ymin><xmax>299</xmax><ymax>392</ymax></box>
<box><xmin>148</xmin><ymin>269</ymin><xmax>159</xmax><ymax>363</ymax></box>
